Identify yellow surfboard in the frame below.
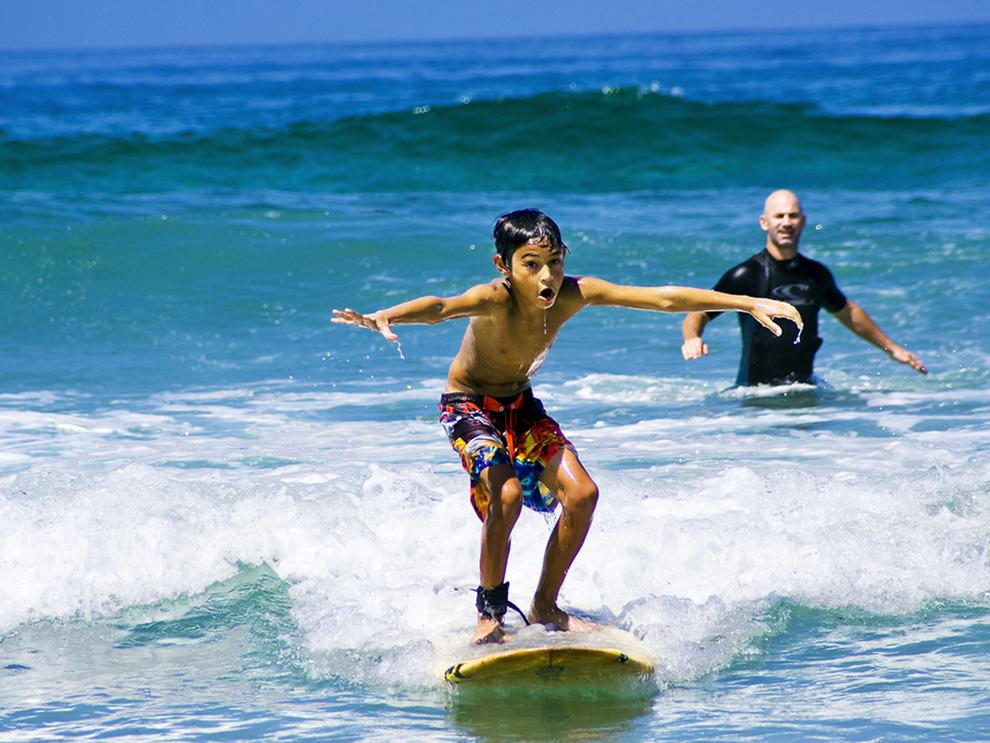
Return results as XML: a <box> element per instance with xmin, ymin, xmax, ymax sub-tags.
<box><xmin>443</xmin><ymin>626</ymin><xmax>654</xmax><ymax>684</ymax></box>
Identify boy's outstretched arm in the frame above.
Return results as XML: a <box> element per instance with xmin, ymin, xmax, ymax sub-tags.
<box><xmin>331</xmin><ymin>283</ymin><xmax>500</xmax><ymax>342</ymax></box>
<box><xmin>578</xmin><ymin>278</ymin><xmax>803</xmax><ymax>337</ymax></box>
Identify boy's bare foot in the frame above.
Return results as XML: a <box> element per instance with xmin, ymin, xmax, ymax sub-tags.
<box><xmin>471</xmin><ymin>616</ymin><xmax>508</xmax><ymax>645</ymax></box>
<box><xmin>528</xmin><ymin>602</ymin><xmax>596</xmax><ymax>632</ymax></box>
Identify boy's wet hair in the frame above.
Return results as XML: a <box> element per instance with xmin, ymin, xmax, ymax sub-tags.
<box><xmin>493</xmin><ymin>209</ymin><xmax>569</xmax><ymax>266</ymax></box>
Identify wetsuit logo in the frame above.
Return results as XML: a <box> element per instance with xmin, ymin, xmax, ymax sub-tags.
<box><xmin>771</xmin><ymin>283</ymin><xmax>814</xmax><ymax>305</ymax></box>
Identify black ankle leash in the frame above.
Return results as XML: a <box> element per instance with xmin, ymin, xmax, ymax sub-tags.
<box><xmin>474</xmin><ymin>582</ymin><xmax>530</xmax><ymax>626</ymax></box>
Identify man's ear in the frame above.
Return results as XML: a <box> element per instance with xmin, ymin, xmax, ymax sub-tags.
<box><xmin>493</xmin><ymin>254</ymin><xmax>511</xmax><ymax>278</ymax></box>
<box><xmin>758</xmin><ymin>213</ymin><xmax>769</xmax><ymax>231</ymax></box>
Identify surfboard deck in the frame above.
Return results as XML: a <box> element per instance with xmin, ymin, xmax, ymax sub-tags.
<box><xmin>443</xmin><ymin>625</ymin><xmax>654</xmax><ymax>684</ymax></box>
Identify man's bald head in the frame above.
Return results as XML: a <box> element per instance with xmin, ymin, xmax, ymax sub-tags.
<box><xmin>763</xmin><ymin>189</ymin><xmax>803</xmax><ymax>216</ymax></box>
<box><xmin>760</xmin><ymin>189</ymin><xmax>806</xmax><ymax>257</ymax></box>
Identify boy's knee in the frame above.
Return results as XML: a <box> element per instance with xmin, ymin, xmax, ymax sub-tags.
<box><xmin>490</xmin><ymin>477</ymin><xmax>523</xmax><ymax>516</ymax></box>
<box><xmin>567</xmin><ymin>479</ymin><xmax>599</xmax><ymax>516</ymax></box>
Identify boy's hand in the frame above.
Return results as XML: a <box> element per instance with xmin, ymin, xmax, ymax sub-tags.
<box><xmin>749</xmin><ymin>299</ymin><xmax>803</xmax><ymax>337</ymax></box>
<box><xmin>331</xmin><ymin>308</ymin><xmax>399</xmax><ymax>342</ymax></box>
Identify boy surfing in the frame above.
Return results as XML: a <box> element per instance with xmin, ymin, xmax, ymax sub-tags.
<box><xmin>332</xmin><ymin>209</ymin><xmax>802</xmax><ymax>644</ymax></box>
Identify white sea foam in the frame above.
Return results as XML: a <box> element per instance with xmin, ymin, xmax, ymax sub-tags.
<box><xmin>1</xmin><ymin>379</ymin><xmax>988</xmax><ymax>688</ymax></box>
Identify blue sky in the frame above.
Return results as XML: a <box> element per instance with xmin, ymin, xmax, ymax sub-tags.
<box><xmin>2</xmin><ymin>0</ymin><xmax>990</xmax><ymax>49</ymax></box>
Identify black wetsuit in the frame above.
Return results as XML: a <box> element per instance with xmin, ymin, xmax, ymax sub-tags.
<box><xmin>706</xmin><ymin>250</ymin><xmax>847</xmax><ymax>386</ymax></box>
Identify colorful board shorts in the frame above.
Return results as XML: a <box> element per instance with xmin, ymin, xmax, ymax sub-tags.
<box><xmin>439</xmin><ymin>388</ymin><xmax>575</xmax><ymax>519</ymax></box>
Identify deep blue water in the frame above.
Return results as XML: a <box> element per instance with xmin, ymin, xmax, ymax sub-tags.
<box><xmin>2</xmin><ymin>24</ymin><xmax>989</xmax><ymax>740</ymax></box>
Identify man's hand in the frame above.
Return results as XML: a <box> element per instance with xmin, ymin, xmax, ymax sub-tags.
<box><xmin>331</xmin><ymin>308</ymin><xmax>398</xmax><ymax>342</ymax></box>
<box><xmin>887</xmin><ymin>344</ymin><xmax>928</xmax><ymax>375</ymax></box>
<box><xmin>681</xmin><ymin>337</ymin><xmax>709</xmax><ymax>360</ymax></box>
<box><xmin>750</xmin><ymin>299</ymin><xmax>803</xmax><ymax>337</ymax></box>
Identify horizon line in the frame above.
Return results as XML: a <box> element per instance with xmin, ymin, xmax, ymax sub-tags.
<box><xmin>2</xmin><ymin>17</ymin><xmax>987</xmax><ymax>55</ymax></box>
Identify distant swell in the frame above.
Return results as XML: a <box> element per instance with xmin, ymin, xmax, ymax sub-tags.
<box><xmin>3</xmin><ymin>89</ymin><xmax>989</xmax><ymax>193</ymax></box>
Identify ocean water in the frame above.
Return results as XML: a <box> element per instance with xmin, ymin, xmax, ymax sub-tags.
<box><xmin>2</xmin><ymin>23</ymin><xmax>990</xmax><ymax>740</ymax></box>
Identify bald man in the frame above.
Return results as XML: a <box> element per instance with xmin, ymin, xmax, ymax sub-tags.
<box><xmin>681</xmin><ymin>190</ymin><xmax>927</xmax><ymax>386</ymax></box>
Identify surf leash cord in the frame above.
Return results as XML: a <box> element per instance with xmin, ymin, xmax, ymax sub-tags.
<box><xmin>475</xmin><ymin>582</ymin><xmax>530</xmax><ymax>626</ymax></box>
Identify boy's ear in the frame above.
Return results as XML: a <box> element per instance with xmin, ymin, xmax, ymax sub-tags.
<box><xmin>493</xmin><ymin>254</ymin><xmax>511</xmax><ymax>277</ymax></box>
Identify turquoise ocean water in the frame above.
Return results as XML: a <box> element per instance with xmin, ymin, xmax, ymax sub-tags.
<box><xmin>2</xmin><ymin>24</ymin><xmax>990</xmax><ymax>739</ymax></box>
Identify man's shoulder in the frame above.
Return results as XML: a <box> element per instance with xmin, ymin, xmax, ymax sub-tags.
<box><xmin>723</xmin><ymin>251</ymin><xmax>766</xmax><ymax>272</ymax></box>
<box><xmin>797</xmin><ymin>252</ymin><xmax>831</xmax><ymax>270</ymax></box>
<box><xmin>738</xmin><ymin>252</ymin><xmax>767</xmax><ymax>270</ymax></box>
<box><xmin>716</xmin><ymin>252</ymin><xmax>764</xmax><ymax>286</ymax></box>
<box><xmin>795</xmin><ymin>253</ymin><xmax>837</xmax><ymax>281</ymax></box>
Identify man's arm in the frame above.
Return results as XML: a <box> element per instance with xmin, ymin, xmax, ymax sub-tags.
<box><xmin>681</xmin><ymin>312</ymin><xmax>712</xmax><ymax>360</ymax></box>
<box><xmin>678</xmin><ymin>260</ymin><xmax>757</xmax><ymax>361</ymax></box>
<box><xmin>577</xmin><ymin>278</ymin><xmax>803</xmax><ymax>337</ymax></box>
<box><xmin>331</xmin><ymin>283</ymin><xmax>501</xmax><ymax>342</ymax></box>
<box><xmin>833</xmin><ymin>300</ymin><xmax>927</xmax><ymax>374</ymax></box>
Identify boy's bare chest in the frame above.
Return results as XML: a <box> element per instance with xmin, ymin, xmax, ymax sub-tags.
<box><xmin>494</xmin><ymin>312</ymin><xmax>560</xmax><ymax>346</ymax></box>
<box><xmin>471</xmin><ymin>315</ymin><xmax>560</xmax><ymax>368</ymax></box>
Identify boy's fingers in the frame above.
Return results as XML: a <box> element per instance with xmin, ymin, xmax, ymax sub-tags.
<box><xmin>755</xmin><ymin>300</ymin><xmax>803</xmax><ymax>332</ymax></box>
<box><xmin>330</xmin><ymin>308</ymin><xmax>399</xmax><ymax>342</ymax></box>
<box><xmin>376</xmin><ymin>318</ymin><xmax>398</xmax><ymax>341</ymax></box>
<box><xmin>330</xmin><ymin>309</ymin><xmax>370</xmax><ymax>327</ymax></box>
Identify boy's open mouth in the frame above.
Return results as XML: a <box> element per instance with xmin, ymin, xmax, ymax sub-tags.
<box><xmin>539</xmin><ymin>288</ymin><xmax>556</xmax><ymax>301</ymax></box>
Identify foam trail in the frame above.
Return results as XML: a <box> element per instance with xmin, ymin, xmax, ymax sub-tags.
<box><xmin>2</xmin><ymin>382</ymin><xmax>988</xmax><ymax>689</ymax></box>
